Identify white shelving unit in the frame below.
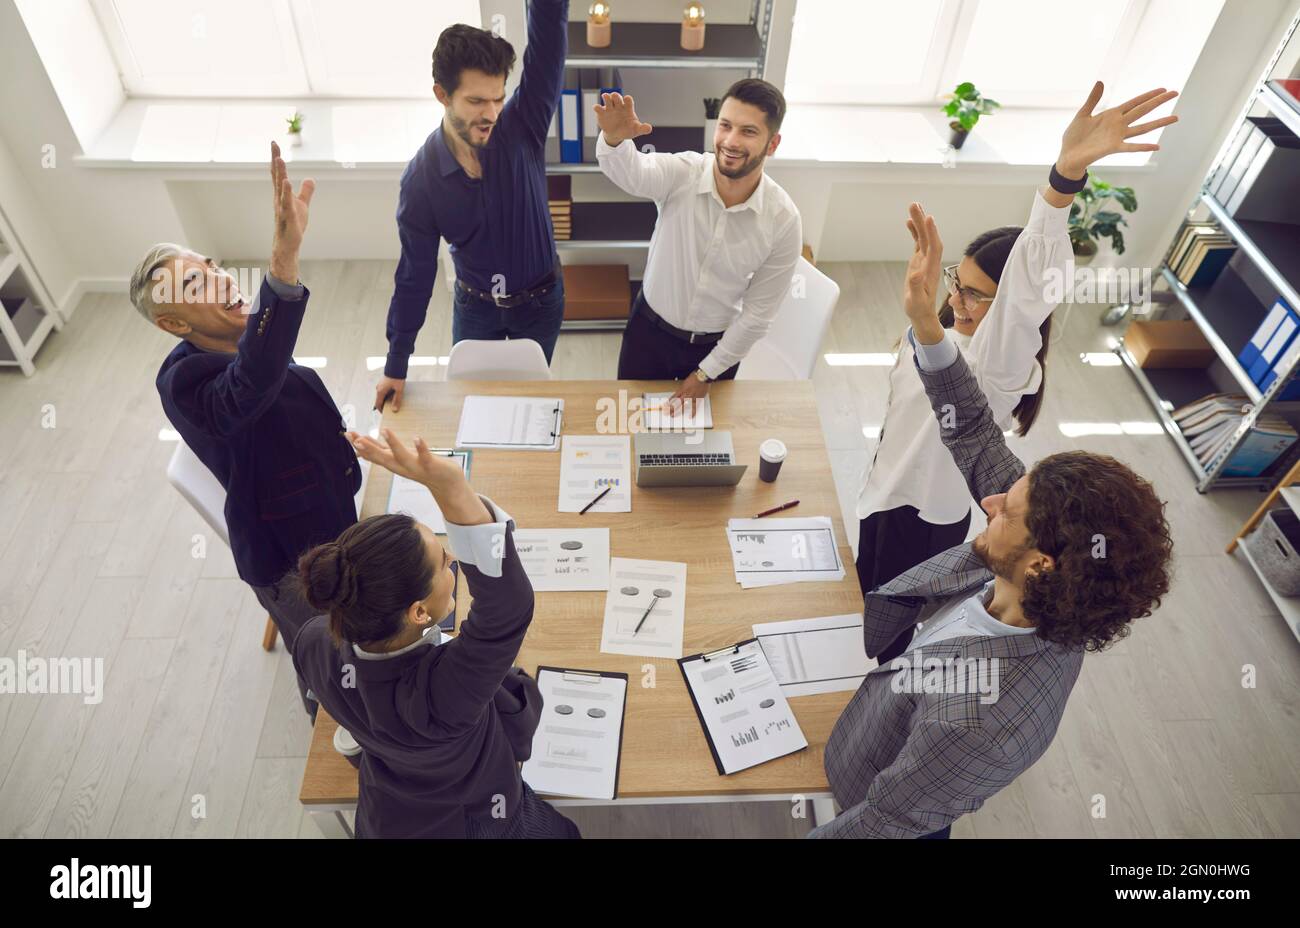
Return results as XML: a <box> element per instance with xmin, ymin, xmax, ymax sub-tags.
<box><xmin>1236</xmin><ymin>541</ymin><xmax>1300</xmax><ymax>644</ymax></box>
<box><xmin>0</xmin><ymin>202</ymin><xmax>64</xmax><ymax>376</ymax></box>
<box><xmin>1227</xmin><ymin>458</ymin><xmax>1300</xmax><ymax>644</ymax></box>
<box><xmin>1116</xmin><ymin>10</ymin><xmax>1300</xmax><ymax>491</ymax></box>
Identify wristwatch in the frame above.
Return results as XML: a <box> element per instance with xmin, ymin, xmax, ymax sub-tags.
<box><xmin>693</xmin><ymin>368</ymin><xmax>713</xmax><ymax>384</ymax></box>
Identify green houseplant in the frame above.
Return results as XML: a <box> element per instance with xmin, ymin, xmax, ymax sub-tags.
<box><xmin>286</xmin><ymin>110</ymin><xmax>305</xmax><ymax>148</ymax></box>
<box><xmin>943</xmin><ymin>82</ymin><xmax>999</xmax><ymax>149</ymax></box>
<box><xmin>1069</xmin><ymin>174</ymin><xmax>1137</xmax><ymax>260</ymax></box>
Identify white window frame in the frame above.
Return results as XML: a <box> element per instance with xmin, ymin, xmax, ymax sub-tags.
<box><xmin>88</xmin><ymin>0</ymin><xmax>483</xmax><ymax>100</ymax></box>
<box><xmin>935</xmin><ymin>0</ymin><xmax>1148</xmax><ymax>108</ymax></box>
<box><xmin>89</xmin><ymin>0</ymin><xmax>311</xmax><ymax>98</ymax></box>
<box><xmin>787</xmin><ymin>0</ymin><xmax>1154</xmax><ymax>109</ymax></box>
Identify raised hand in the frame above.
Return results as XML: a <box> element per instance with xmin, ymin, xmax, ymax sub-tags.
<box><xmin>903</xmin><ymin>202</ymin><xmax>945</xmax><ymax>345</ymax></box>
<box><xmin>593</xmin><ymin>92</ymin><xmax>653</xmax><ymax>147</ymax></box>
<box><xmin>270</xmin><ymin>140</ymin><xmax>315</xmax><ymax>283</ymax></box>
<box><xmin>348</xmin><ymin>428</ymin><xmax>491</xmax><ymax>528</ymax></box>
<box><xmin>348</xmin><ymin>429</ymin><xmax>464</xmax><ymax>490</ymax></box>
<box><xmin>1057</xmin><ymin>81</ymin><xmax>1179</xmax><ymax>177</ymax></box>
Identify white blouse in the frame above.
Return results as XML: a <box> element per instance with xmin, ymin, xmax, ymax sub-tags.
<box><xmin>856</xmin><ymin>189</ymin><xmax>1071</xmax><ymax>526</ymax></box>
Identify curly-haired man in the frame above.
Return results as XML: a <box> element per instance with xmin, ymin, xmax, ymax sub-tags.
<box><xmin>812</xmin><ymin>123</ymin><xmax>1174</xmax><ymax>836</ymax></box>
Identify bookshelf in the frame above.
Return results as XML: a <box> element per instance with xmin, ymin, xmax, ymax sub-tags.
<box><xmin>1116</xmin><ymin>9</ymin><xmax>1300</xmax><ymax>491</ymax></box>
<box><xmin>547</xmin><ymin>0</ymin><xmax>777</xmax><ymax>331</ymax></box>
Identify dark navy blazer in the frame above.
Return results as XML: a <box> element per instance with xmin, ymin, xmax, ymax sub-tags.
<box><xmin>292</xmin><ymin>512</ymin><xmax>543</xmax><ymax>839</ymax></box>
<box><xmin>156</xmin><ymin>278</ymin><xmax>360</xmax><ymax>587</ymax></box>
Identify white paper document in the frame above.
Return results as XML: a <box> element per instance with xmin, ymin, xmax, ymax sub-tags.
<box><xmin>642</xmin><ymin>392</ymin><xmax>713</xmax><ymax>430</ymax></box>
<box><xmin>512</xmin><ymin>528</ymin><xmax>611</xmax><ymax>592</ymax></box>
<box><xmin>455</xmin><ymin>396</ymin><xmax>563</xmax><ymax>450</ymax></box>
<box><xmin>678</xmin><ymin>639</ymin><xmax>808</xmax><ymax>775</ymax></box>
<box><xmin>726</xmin><ymin>517</ymin><xmax>846</xmax><ymax>588</ymax></box>
<box><xmin>522</xmin><ymin>668</ymin><xmax>627</xmax><ymax>800</ymax></box>
<box><xmin>600</xmin><ymin>558</ymin><xmax>687</xmax><ymax>658</ymax></box>
<box><xmin>385</xmin><ymin>450</ymin><xmax>470</xmax><ymax>534</ymax></box>
<box><xmin>558</xmin><ymin>434</ymin><xmax>631</xmax><ymax>512</ymax></box>
<box><xmin>753</xmin><ymin>614</ymin><xmax>871</xmax><ymax>696</ymax></box>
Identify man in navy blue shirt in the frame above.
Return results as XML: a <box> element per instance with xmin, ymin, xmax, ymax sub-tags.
<box><xmin>374</xmin><ymin>1</ymin><xmax>569</xmax><ymax>413</ymax></box>
<box><xmin>134</xmin><ymin>143</ymin><xmax>358</xmax><ymax>717</ymax></box>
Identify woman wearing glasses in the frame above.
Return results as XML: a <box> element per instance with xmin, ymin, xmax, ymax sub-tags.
<box><xmin>854</xmin><ymin>81</ymin><xmax>1178</xmax><ymax>666</ymax></box>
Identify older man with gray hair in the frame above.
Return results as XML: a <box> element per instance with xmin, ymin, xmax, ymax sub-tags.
<box><xmin>135</xmin><ymin>143</ymin><xmax>358</xmax><ymax>718</ymax></box>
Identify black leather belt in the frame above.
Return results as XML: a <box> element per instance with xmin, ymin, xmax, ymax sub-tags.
<box><xmin>635</xmin><ymin>292</ymin><xmax>724</xmax><ymax>345</ymax></box>
<box><xmin>456</xmin><ymin>266</ymin><xmax>560</xmax><ymax>309</ymax></box>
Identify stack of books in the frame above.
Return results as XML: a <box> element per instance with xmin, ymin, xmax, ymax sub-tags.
<box><xmin>1168</xmin><ymin>222</ymin><xmax>1236</xmax><ymax>288</ymax></box>
<box><xmin>548</xmin><ymin>174</ymin><xmax>572</xmax><ymax>241</ymax></box>
<box><xmin>1175</xmin><ymin>393</ymin><xmax>1297</xmax><ymax>476</ymax></box>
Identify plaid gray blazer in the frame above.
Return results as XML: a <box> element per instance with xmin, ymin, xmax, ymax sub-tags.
<box><xmin>810</xmin><ymin>345</ymin><xmax>1084</xmax><ymax>838</ymax></box>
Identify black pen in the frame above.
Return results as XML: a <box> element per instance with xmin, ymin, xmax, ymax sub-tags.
<box><xmin>579</xmin><ymin>485</ymin><xmax>612</xmax><ymax>514</ymax></box>
<box><xmin>632</xmin><ymin>594</ymin><xmax>660</xmax><ymax>636</ymax></box>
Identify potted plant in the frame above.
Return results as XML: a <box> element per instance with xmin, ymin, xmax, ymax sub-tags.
<box><xmin>286</xmin><ymin>110</ymin><xmax>305</xmax><ymax>148</ymax></box>
<box><xmin>703</xmin><ymin>97</ymin><xmax>721</xmax><ymax>152</ymax></box>
<box><xmin>943</xmin><ymin>82</ymin><xmax>999</xmax><ymax>149</ymax></box>
<box><xmin>1069</xmin><ymin>174</ymin><xmax>1137</xmax><ymax>264</ymax></box>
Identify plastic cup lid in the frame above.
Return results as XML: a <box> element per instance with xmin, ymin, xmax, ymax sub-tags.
<box><xmin>760</xmin><ymin>438</ymin><xmax>787</xmax><ymax>461</ymax></box>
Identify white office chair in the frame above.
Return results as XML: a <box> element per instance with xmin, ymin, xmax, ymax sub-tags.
<box><xmin>166</xmin><ymin>424</ymin><xmax>371</xmax><ymax>651</ymax></box>
<box><xmin>166</xmin><ymin>441</ymin><xmax>281</xmax><ymax>651</ymax></box>
<box><xmin>737</xmin><ymin>257</ymin><xmax>840</xmax><ymax>381</ymax></box>
<box><xmin>445</xmin><ymin>338</ymin><xmax>552</xmax><ymax>381</ymax></box>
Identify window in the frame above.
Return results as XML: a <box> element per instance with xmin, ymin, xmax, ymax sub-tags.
<box><xmin>90</xmin><ymin>0</ymin><xmax>482</xmax><ymax>98</ymax></box>
<box><xmin>785</xmin><ymin>0</ymin><xmax>1224</xmax><ymax>110</ymax></box>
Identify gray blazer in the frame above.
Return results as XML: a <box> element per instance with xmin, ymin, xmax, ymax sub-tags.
<box><xmin>810</xmin><ymin>345</ymin><xmax>1084</xmax><ymax>838</ymax></box>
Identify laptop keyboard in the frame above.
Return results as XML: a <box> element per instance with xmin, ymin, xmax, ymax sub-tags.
<box><xmin>639</xmin><ymin>454</ymin><xmax>732</xmax><ymax>466</ymax></box>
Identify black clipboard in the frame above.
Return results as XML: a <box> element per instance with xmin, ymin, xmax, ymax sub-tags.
<box><xmin>531</xmin><ymin>666</ymin><xmax>629</xmax><ymax>800</ymax></box>
<box><xmin>677</xmin><ymin>638</ymin><xmax>808</xmax><ymax>776</ymax></box>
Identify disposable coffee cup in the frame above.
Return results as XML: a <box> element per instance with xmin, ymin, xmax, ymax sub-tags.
<box><xmin>333</xmin><ymin>725</ymin><xmax>363</xmax><ymax>769</ymax></box>
<box><xmin>759</xmin><ymin>438</ymin><xmax>787</xmax><ymax>482</ymax></box>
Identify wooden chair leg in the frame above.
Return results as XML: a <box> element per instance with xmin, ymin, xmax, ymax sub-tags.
<box><xmin>262</xmin><ymin>615</ymin><xmax>279</xmax><ymax>651</ymax></box>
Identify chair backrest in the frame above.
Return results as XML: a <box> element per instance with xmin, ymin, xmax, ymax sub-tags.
<box><xmin>737</xmin><ymin>257</ymin><xmax>840</xmax><ymax>381</ymax></box>
<box><xmin>166</xmin><ymin>440</ymin><xmax>231</xmax><ymax>548</ymax></box>
<box><xmin>445</xmin><ymin>338</ymin><xmax>552</xmax><ymax>381</ymax></box>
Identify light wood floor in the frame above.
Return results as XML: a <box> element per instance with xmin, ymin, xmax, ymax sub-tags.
<box><xmin>1</xmin><ymin>259</ymin><xmax>1296</xmax><ymax>839</ymax></box>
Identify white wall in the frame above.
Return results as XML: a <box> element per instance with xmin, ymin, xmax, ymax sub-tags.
<box><xmin>0</xmin><ymin>0</ymin><xmax>1293</xmax><ymax>304</ymax></box>
<box><xmin>0</xmin><ymin>0</ymin><xmax>189</xmax><ymax>308</ymax></box>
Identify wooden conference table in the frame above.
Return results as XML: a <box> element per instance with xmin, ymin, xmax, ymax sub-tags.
<box><xmin>299</xmin><ymin>379</ymin><xmax>865</xmax><ymax>836</ymax></box>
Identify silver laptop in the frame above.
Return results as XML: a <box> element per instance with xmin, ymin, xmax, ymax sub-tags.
<box><xmin>634</xmin><ymin>431</ymin><xmax>748</xmax><ymax>487</ymax></box>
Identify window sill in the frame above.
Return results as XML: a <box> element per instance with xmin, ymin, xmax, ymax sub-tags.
<box><xmin>76</xmin><ymin>98</ymin><xmax>442</xmax><ymax>171</ymax></box>
<box><xmin>74</xmin><ymin>99</ymin><xmax>1159</xmax><ymax>174</ymax></box>
<box><xmin>769</xmin><ymin>103</ymin><xmax>1159</xmax><ymax>171</ymax></box>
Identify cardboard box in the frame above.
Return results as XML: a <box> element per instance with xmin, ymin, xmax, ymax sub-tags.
<box><xmin>562</xmin><ymin>264</ymin><xmax>630</xmax><ymax>320</ymax></box>
<box><xmin>1125</xmin><ymin>319</ymin><xmax>1214</xmax><ymax>369</ymax></box>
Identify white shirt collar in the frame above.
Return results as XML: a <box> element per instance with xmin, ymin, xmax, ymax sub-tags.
<box><xmin>352</xmin><ymin>626</ymin><xmax>447</xmax><ymax>661</ymax></box>
<box><xmin>698</xmin><ymin>154</ymin><xmax>766</xmax><ymax>213</ymax></box>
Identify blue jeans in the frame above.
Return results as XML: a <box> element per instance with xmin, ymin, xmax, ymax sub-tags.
<box><xmin>451</xmin><ymin>275</ymin><xmax>565</xmax><ymax>363</ymax></box>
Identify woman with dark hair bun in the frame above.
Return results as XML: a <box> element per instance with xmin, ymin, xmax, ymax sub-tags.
<box><xmin>292</xmin><ymin>428</ymin><xmax>580</xmax><ymax>839</ymax></box>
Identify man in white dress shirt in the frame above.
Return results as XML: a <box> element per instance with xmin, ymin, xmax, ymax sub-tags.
<box><xmin>593</xmin><ymin>79</ymin><xmax>803</xmax><ymax>408</ymax></box>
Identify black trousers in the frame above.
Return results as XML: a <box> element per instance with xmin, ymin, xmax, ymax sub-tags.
<box><xmin>617</xmin><ymin>293</ymin><xmax>740</xmax><ymax>381</ymax></box>
<box><xmin>856</xmin><ymin>504</ymin><xmax>971</xmax><ymax>665</ymax></box>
